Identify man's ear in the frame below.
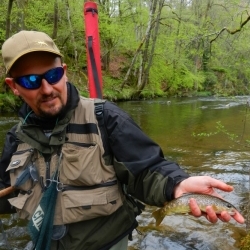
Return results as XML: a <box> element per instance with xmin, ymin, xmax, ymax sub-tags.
<box><xmin>62</xmin><ymin>63</ymin><xmax>67</xmax><ymax>71</ymax></box>
<box><xmin>5</xmin><ymin>78</ymin><xmax>20</xmax><ymax>96</ymax></box>
<box><xmin>62</xmin><ymin>63</ymin><xmax>68</xmax><ymax>82</ymax></box>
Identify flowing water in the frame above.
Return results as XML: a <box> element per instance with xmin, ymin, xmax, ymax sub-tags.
<box><xmin>0</xmin><ymin>96</ymin><xmax>249</xmax><ymax>249</ymax></box>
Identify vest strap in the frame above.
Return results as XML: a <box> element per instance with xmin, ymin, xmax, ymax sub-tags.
<box><xmin>94</xmin><ymin>100</ymin><xmax>111</xmax><ymax>157</ymax></box>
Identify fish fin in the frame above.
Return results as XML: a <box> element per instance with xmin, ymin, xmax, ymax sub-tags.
<box><xmin>152</xmin><ymin>208</ymin><xmax>164</xmax><ymax>226</ymax></box>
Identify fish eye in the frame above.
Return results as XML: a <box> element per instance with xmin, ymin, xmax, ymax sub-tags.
<box><xmin>227</xmin><ymin>204</ymin><xmax>232</xmax><ymax>208</ymax></box>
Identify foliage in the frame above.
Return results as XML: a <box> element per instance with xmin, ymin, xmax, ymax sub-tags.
<box><xmin>0</xmin><ymin>93</ymin><xmax>22</xmax><ymax>113</ymax></box>
<box><xmin>102</xmin><ymin>75</ymin><xmax>135</xmax><ymax>101</ymax></box>
<box><xmin>140</xmin><ymin>86</ymin><xmax>165</xmax><ymax>99</ymax></box>
<box><xmin>203</xmin><ymin>71</ymin><xmax>218</xmax><ymax>88</ymax></box>
<box><xmin>193</xmin><ymin>120</ymin><xmax>250</xmax><ymax>148</ymax></box>
<box><xmin>1</xmin><ymin>1</ymin><xmax>250</xmax><ymax>99</ymax></box>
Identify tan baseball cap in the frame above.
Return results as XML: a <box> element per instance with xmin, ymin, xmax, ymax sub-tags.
<box><xmin>2</xmin><ymin>30</ymin><xmax>63</xmax><ymax>74</ymax></box>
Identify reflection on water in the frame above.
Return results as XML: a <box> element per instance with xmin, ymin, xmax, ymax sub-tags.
<box><xmin>0</xmin><ymin>115</ymin><xmax>18</xmax><ymax>155</ymax></box>
<box><xmin>118</xmin><ymin>96</ymin><xmax>249</xmax><ymax>250</ymax></box>
<box><xmin>0</xmin><ymin>96</ymin><xmax>249</xmax><ymax>249</ymax></box>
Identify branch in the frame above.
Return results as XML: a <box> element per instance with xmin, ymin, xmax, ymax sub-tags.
<box><xmin>210</xmin><ymin>14</ymin><xmax>250</xmax><ymax>44</ymax></box>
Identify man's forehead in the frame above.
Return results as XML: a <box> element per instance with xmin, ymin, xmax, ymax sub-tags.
<box><xmin>10</xmin><ymin>52</ymin><xmax>61</xmax><ymax>76</ymax></box>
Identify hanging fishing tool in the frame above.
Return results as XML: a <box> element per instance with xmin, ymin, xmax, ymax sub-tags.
<box><xmin>28</xmin><ymin>151</ymin><xmax>63</xmax><ymax>250</ymax></box>
<box><xmin>0</xmin><ymin>161</ymin><xmax>39</xmax><ymax>197</ymax></box>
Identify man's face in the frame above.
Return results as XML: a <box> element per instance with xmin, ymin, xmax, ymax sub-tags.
<box><xmin>5</xmin><ymin>52</ymin><xmax>68</xmax><ymax>118</ymax></box>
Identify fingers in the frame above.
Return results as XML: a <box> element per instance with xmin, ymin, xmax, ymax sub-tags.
<box><xmin>189</xmin><ymin>198</ymin><xmax>203</xmax><ymax>217</ymax></box>
<box><xmin>189</xmin><ymin>199</ymin><xmax>217</xmax><ymax>223</ymax></box>
<box><xmin>205</xmin><ymin>206</ymin><xmax>219</xmax><ymax>223</ymax></box>
<box><xmin>189</xmin><ymin>198</ymin><xmax>245</xmax><ymax>224</ymax></box>
<box><xmin>217</xmin><ymin>211</ymin><xmax>231</xmax><ymax>222</ymax></box>
<box><xmin>208</xmin><ymin>208</ymin><xmax>245</xmax><ymax>224</ymax></box>
<box><xmin>231</xmin><ymin>211</ymin><xmax>245</xmax><ymax>224</ymax></box>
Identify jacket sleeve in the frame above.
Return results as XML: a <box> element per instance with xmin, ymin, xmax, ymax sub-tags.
<box><xmin>0</xmin><ymin>124</ymin><xmax>18</xmax><ymax>214</ymax></box>
<box><xmin>103</xmin><ymin>101</ymin><xmax>189</xmax><ymax>207</ymax></box>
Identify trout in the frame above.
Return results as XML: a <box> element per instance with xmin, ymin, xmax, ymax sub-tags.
<box><xmin>152</xmin><ymin>193</ymin><xmax>236</xmax><ymax>226</ymax></box>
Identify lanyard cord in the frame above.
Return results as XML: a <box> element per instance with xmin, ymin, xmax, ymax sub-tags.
<box><xmin>23</xmin><ymin>110</ymin><xmax>33</xmax><ymax>124</ymax></box>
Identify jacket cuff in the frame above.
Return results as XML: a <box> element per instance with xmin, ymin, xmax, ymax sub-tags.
<box><xmin>165</xmin><ymin>171</ymin><xmax>190</xmax><ymax>201</ymax></box>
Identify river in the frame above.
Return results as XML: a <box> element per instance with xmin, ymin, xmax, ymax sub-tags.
<box><xmin>0</xmin><ymin>96</ymin><xmax>249</xmax><ymax>249</ymax></box>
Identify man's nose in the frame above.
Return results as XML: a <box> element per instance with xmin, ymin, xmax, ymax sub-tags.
<box><xmin>39</xmin><ymin>78</ymin><xmax>54</xmax><ymax>94</ymax></box>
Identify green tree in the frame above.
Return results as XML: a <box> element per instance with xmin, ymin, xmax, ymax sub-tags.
<box><xmin>1</xmin><ymin>0</ymin><xmax>250</xmax><ymax>99</ymax></box>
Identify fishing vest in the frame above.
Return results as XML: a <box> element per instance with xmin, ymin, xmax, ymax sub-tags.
<box><xmin>6</xmin><ymin>97</ymin><xmax>124</xmax><ymax>225</ymax></box>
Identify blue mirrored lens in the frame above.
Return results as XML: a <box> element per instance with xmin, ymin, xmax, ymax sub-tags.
<box><xmin>15</xmin><ymin>67</ymin><xmax>64</xmax><ymax>90</ymax></box>
<box><xmin>45</xmin><ymin>67</ymin><xmax>64</xmax><ymax>84</ymax></box>
<box><xmin>17</xmin><ymin>75</ymin><xmax>41</xmax><ymax>89</ymax></box>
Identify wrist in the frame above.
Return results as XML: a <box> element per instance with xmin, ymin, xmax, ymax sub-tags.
<box><xmin>173</xmin><ymin>177</ymin><xmax>189</xmax><ymax>199</ymax></box>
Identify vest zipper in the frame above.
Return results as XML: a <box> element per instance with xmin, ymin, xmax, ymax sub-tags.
<box><xmin>65</xmin><ymin>142</ymin><xmax>96</xmax><ymax>147</ymax></box>
<box><xmin>61</xmin><ymin>180</ymin><xmax>117</xmax><ymax>192</ymax></box>
<box><xmin>45</xmin><ymin>161</ymin><xmax>51</xmax><ymax>188</ymax></box>
<box><xmin>12</xmin><ymin>148</ymin><xmax>34</xmax><ymax>155</ymax></box>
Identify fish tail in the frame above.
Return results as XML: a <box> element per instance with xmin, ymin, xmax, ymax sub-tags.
<box><xmin>152</xmin><ymin>208</ymin><xmax>164</xmax><ymax>226</ymax></box>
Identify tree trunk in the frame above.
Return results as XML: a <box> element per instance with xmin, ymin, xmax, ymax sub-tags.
<box><xmin>15</xmin><ymin>0</ymin><xmax>25</xmax><ymax>30</ymax></box>
<box><xmin>65</xmin><ymin>0</ymin><xmax>78</xmax><ymax>66</ymax></box>
<box><xmin>121</xmin><ymin>0</ymin><xmax>164</xmax><ymax>95</ymax></box>
<box><xmin>120</xmin><ymin>36</ymin><xmax>146</xmax><ymax>89</ymax></box>
<box><xmin>52</xmin><ymin>0</ymin><xmax>59</xmax><ymax>40</ymax></box>
<box><xmin>5</xmin><ymin>0</ymin><xmax>14</xmax><ymax>39</ymax></box>
<box><xmin>139</xmin><ymin>0</ymin><xmax>164</xmax><ymax>92</ymax></box>
<box><xmin>137</xmin><ymin>0</ymin><xmax>157</xmax><ymax>89</ymax></box>
<box><xmin>172</xmin><ymin>0</ymin><xmax>184</xmax><ymax>84</ymax></box>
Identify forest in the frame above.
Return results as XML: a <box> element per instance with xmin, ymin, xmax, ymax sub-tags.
<box><xmin>1</xmin><ymin>0</ymin><xmax>250</xmax><ymax>103</ymax></box>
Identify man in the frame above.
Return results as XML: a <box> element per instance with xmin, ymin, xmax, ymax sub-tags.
<box><xmin>0</xmin><ymin>30</ymin><xmax>244</xmax><ymax>250</ymax></box>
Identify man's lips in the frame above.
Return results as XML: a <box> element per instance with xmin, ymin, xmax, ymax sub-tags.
<box><xmin>40</xmin><ymin>95</ymin><xmax>58</xmax><ymax>103</ymax></box>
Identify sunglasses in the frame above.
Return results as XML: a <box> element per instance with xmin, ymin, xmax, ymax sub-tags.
<box><xmin>14</xmin><ymin>67</ymin><xmax>64</xmax><ymax>90</ymax></box>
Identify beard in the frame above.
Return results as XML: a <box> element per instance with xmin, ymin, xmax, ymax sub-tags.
<box><xmin>36</xmin><ymin>93</ymin><xmax>67</xmax><ymax>118</ymax></box>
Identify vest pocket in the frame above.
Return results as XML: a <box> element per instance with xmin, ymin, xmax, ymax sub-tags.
<box><xmin>60</xmin><ymin>184</ymin><xmax>123</xmax><ymax>224</ymax></box>
<box><xmin>6</xmin><ymin>149</ymin><xmax>34</xmax><ymax>191</ymax></box>
<box><xmin>8</xmin><ymin>183</ymin><xmax>41</xmax><ymax>220</ymax></box>
<box><xmin>8</xmin><ymin>193</ymin><xmax>31</xmax><ymax>219</ymax></box>
<box><xmin>61</xmin><ymin>143</ymin><xmax>104</xmax><ymax>186</ymax></box>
